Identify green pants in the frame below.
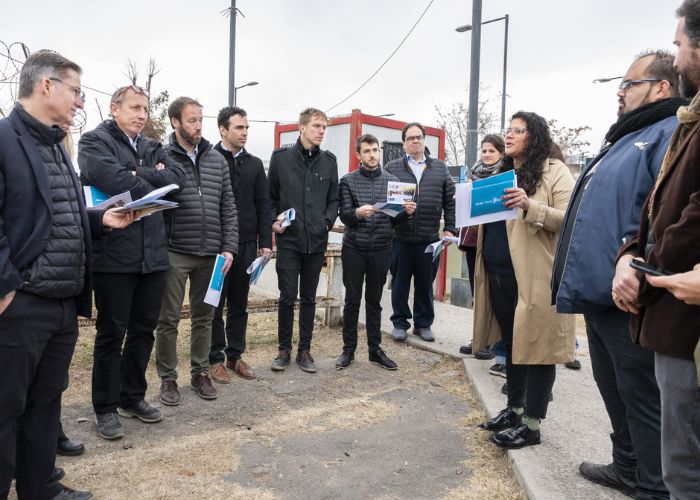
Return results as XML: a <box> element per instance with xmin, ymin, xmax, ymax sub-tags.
<box><xmin>156</xmin><ymin>251</ymin><xmax>216</xmax><ymax>379</ymax></box>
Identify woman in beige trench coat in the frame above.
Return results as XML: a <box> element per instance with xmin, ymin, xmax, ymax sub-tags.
<box><xmin>472</xmin><ymin>111</ymin><xmax>576</xmax><ymax>449</ymax></box>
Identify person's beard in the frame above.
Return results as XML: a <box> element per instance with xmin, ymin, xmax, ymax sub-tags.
<box><xmin>679</xmin><ymin>52</ymin><xmax>700</xmax><ymax>99</ymax></box>
<box><xmin>180</xmin><ymin>128</ymin><xmax>201</xmax><ymax>148</ymax></box>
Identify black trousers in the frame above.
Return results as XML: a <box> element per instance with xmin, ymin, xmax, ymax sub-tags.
<box><xmin>276</xmin><ymin>249</ymin><xmax>325</xmax><ymax>352</ymax></box>
<box><xmin>92</xmin><ymin>271</ymin><xmax>167</xmax><ymax>414</ymax></box>
<box><xmin>341</xmin><ymin>245</ymin><xmax>391</xmax><ymax>353</ymax></box>
<box><xmin>0</xmin><ymin>291</ymin><xmax>77</xmax><ymax>500</ymax></box>
<box><xmin>210</xmin><ymin>241</ymin><xmax>257</xmax><ymax>365</ymax></box>
<box><xmin>465</xmin><ymin>246</ymin><xmax>477</xmax><ymax>295</ymax></box>
<box><xmin>584</xmin><ymin>308</ymin><xmax>667</xmax><ymax>499</ymax></box>
<box><xmin>390</xmin><ymin>240</ymin><xmax>440</xmax><ymax>330</ymax></box>
<box><xmin>488</xmin><ymin>273</ymin><xmax>555</xmax><ymax>419</ymax></box>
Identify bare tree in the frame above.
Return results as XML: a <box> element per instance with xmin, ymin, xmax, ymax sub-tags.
<box><xmin>547</xmin><ymin>119</ymin><xmax>591</xmax><ymax>158</ymax></box>
<box><xmin>434</xmin><ymin>90</ymin><xmax>498</xmax><ymax>166</ymax></box>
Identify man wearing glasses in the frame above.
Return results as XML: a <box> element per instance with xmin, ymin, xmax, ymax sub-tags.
<box><xmin>553</xmin><ymin>51</ymin><xmax>683</xmax><ymax>498</ymax></box>
<box><xmin>78</xmin><ymin>85</ymin><xmax>186</xmax><ymax>440</ymax></box>
<box><xmin>0</xmin><ymin>50</ymin><xmax>134</xmax><ymax>500</ymax></box>
<box><xmin>385</xmin><ymin>122</ymin><xmax>456</xmax><ymax>343</ymax></box>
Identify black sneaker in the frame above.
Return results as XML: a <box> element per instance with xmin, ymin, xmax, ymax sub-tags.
<box><xmin>296</xmin><ymin>350</ymin><xmax>317</xmax><ymax>373</ymax></box>
<box><xmin>51</xmin><ymin>485</ymin><xmax>94</xmax><ymax>500</ymax></box>
<box><xmin>95</xmin><ymin>412</ymin><xmax>124</xmax><ymax>440</ymax></box>
<box><xmin>336</xmin><ymin>350</ymin><xmax>354</xmax><ymax>369</ymax></box>
<box><xmin>489</xmin><ymin>363</ymin><xmax>506</xmax><ymax>377</ymax></box>
<box><xmin>271</xmin><ymin>349</ymin><xmax>291</xmax><ymax>371</ymax></box>
<box><xmin>369</xmin><ymin>349</ymin><xmax>398</xmax><ymax>370</ymax></box>
<box><xmin>118</xmin><ymin>400</ymin><xmax>163</xmax><ymax>423</ymax></box>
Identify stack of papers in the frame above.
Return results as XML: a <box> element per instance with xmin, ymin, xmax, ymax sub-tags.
<box><xmin>247</xmin><ymin>255</ymin><xmax>271</xmax><ymax>285</ymax></box>
<box><xmin>111</xmin><ymin>184</ymin><xmax>180</xmax><ymax>221</ymax></box>
<box><xmin>425</xmin><ymin>236</ymin><xmax>460</xmax><ymax>262</ymax></box>
<box><xmin>279</xmin><ymin>208</ymin><xmax>296</xmax><ymax>228</ymax></box>
<box><xmin>455</xmin><ymin>170</ymin><xmax>518</xmax><ymax>227</ymax></box>
<box><xmin>84</xmin><ymin>186</ymin><xmax>132</xmax><ymax>210</ymax></box>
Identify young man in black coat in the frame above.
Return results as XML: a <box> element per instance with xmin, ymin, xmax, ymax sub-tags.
<box><xmin>79</xmin><ymin>85</ymin><xmax>186</xmax><ymax>440</ymax></box>
<box><xmin>207</xmin><ymin>106</ymin><xmax>272</xmax><ymax>384</ymax></box>
<box><xmin>336</xmin><ymin>134</ymin><xmax>415</xmax><ymax>370</ymax></box>
<box><xmin>268</xmin><ymin>108</ymin><xmax>339</xmax><ymax>373</ymax></box>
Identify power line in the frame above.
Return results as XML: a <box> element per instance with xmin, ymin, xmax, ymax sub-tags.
<box><xmin>325</xmin><ymin>0</ymin><xmax>436</xmax><ymax>113</ymax></box>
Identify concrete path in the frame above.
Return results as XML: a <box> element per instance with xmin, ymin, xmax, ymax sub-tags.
<box><xmin>251</xmin><ymin>262</ymin><xmax>627</xmax><ymax>500</ymax></box>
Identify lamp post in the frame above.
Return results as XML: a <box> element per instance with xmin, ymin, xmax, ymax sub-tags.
<box><xmin>592</xmin><ymin>76</ymin><xmax>623</xmax><ymax>83</ymax></box>
<box><xmin>456</xmin><ymin>13</ymin><xmax>510</xmax><ymax>134</ymax></box>
<box><xmin>228</xmin><ymin>0</ymin><xmax>237</xmax><ymax>106</ymax></box>
<box><xmin>233</xmin><ymin>81</ymin><xmax>259</xmax><ymax>106</ymax></box>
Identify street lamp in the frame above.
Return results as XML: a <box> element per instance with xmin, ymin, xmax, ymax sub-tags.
<box><xmin>593</xmin><ymin>76</ymin><xmax>623</xmax><ymax>83</ymax></box>
<box><xmin>456</xmin><ymin>14</ymin><xmax>509</xmax><ymax>132</ymax></box>
<box><xmin>233</xmin><ymin>81</ymin><xmax>259</xmax><ymax>106</ymax></box>
<box><xmin>377</xmin><ymin>113</ymin><xmax>395</xmax><ymax>117</ymax></box>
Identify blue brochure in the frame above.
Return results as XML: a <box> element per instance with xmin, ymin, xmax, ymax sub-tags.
<box><xmin>470</xmin><ymin>170</ymin><xmax>516</xmax><ymax>217</ymax></box>
<box><xmin>204</xmin><ymin>254</ymin><xmax>227</xmax><ymax>306</ymax></box>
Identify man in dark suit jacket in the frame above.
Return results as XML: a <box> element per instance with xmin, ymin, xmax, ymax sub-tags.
<box><xmin>0</xmin><ymin>50</ymin><xmax>132</xmax><ymax>500</ymax></box>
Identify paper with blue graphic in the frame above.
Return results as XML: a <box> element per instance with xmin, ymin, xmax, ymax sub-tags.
<box><xmin>455</xmin><ymin>170</ymin><xmax>518</xmax><ymax>227</ymax></box>
<box><xmin>204</xmin><ymin>254</ymin><xmax>227</xmax><ymax>307</ymax></box>
<box><xmin>83</xmin><ymin>186</ymin><xmax>132</xmax><ymax>210</ymax></box>
<box><xmin>247</xmin><ymin>255</ymin><xmax>271</xmax><ymax>285</ymax></box>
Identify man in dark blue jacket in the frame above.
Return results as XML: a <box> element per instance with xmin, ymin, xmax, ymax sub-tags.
<box><xmin>0</xmin><ymin>50</ymin><xmax>133</xmax><ymax>500</ymax></box>
<box><xmin>553</xmin><ymin>51</ymin><xmax>683</xmax><ymax>499</ymax></box>
<box><xmin>385</xmin><ymin>122</ymin><xmax>456</xmax><ymax>343</ymax></box>
<box><xmin>207</xmin><ymin>106</ymin><xmax>271</xmax><ymax>384</ymax></box>
<box><xmin>336</xmin><ymin>134</ymin><xmax>415</xmax><ymax>370</ymax></box>
<box><xmin>79</xmin><ymin>85</ymin><xmax>186</xmax><ymax>440</ymax></box>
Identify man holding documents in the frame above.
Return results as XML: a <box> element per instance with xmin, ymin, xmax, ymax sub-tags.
<box><xmin>385</xmin><ymin>122</ymin><xmax>456</xmax><ymax>343</ymax></box>
<box><xmin>268</xmin><ymin>107</ymin><xmax>339</xmax><ymax>373</ymax></box>
<box><xmin>336</xmin><ymin>134</ymin><xmax>414</xmax><ymax>370</ymax></box>
<box><xmin>79</xmin><ymin>85</ymin><xmax>186</xmax><ymax>440</ymax></box>
<box><xmin>207</xmin><ymin>106</ymin><xmax>271</xmax><ymax>384</ymax></box>
<box><xmin>0</xmin><ymin>51</ymin><xmax>134</xmax><ymax>499</ymax></box>
<box><xmin>552</xmin><ymin>51</ymin><xmax>681</xmax><ymax>497</ymax></box>
<box><xmin>156</xmin><ymin>97</ymin><xmax>238</xmax><ymax>404</ymax></box>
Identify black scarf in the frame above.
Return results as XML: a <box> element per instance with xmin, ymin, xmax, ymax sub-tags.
<box><xmin>604</xmin><ymin>97</ymin><xmax>687</xmax><ymax>145</ymax></box>
<box><xmin>15</xmin><ymin>102</ymin><xmax>66</xmax><ymax>146</ymax></box>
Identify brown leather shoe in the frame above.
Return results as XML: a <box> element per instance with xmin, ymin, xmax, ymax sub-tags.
<box><xmin>209</xmin><ymin>362</ymin><xmax>231</xmax><ymax>384</ymax></box>
<box><xmin>160</xmin><ymin>379</ymin><xmax>180</xmax><ymax>406</ymax></box>
<box><xmin>226</xmin><ymin>358</ymin><xmax>256</xmax><ymax>380</ymax></box>
<box><xmin>191</xmin><ymin>372</ymin><xmax>217</xmax><ymax>400</ymax></box>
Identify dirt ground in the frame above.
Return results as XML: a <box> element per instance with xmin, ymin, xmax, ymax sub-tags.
<box><xmin>50</xmin><ymin>313</ymin><xmax>525</xmax><ymax>500</ymax></box>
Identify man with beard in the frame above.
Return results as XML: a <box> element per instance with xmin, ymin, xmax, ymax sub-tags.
<box><xmin>612</xmin><ymin>3</ymin><xmax>700</xmax><ymax>496</ymax></box>
<box><xmin>553</xmin><ymin>51</ymin><xmax>683</xmax><ymax>499</ymax></box>
<box><xmin>79</xmin><ymin>85</ymin><xmax>186</xmax><ymax>440</ymax></box>
<box><xmin>155</xmin><ymin>97</ymin><xmax>238</xmax><ymax>405</ymax></box>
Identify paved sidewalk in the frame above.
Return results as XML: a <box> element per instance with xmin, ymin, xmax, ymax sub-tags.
<box><xmin>252</xmin><ymin>264</ymin><xmax>627</xmax><ymax>499</ymax></box>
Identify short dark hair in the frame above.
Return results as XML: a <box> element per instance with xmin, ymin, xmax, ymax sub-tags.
<box><xmin>480</xmin><ymin>134</ymin><xmax>505</xmax><ymax>155</ymax></box>
<box><xmin>635</xmin><ymin>50</ymin><xmax>680</xmax><ymax>97</ymax></box>
<box><xmin>355</xmin><ymin>133</ymin><xmax>379</xmax><ymax>153</ymax></box>
<box><xmin>18</xmin><ymin>50</ymin><xmax>81</xmax><ymax>99</ymax></box>
<box><xmin>678</xmin><ymin>0</ymin><xmax>700</xmax><ymax>47</ymax></box>
<box><xmin>298</xmin><ymin>107</ymin><xmax>328</xmax><ymax>126</ymax></box>
<box><xmin>401</xmin><ymin>122</ymin><xmax>425</xmax><ymax>141</ymax></box>
<box><xmin>217</xmin><ymin>106</ymin><xmax>247</xmax><ymax>129</ymax></box>
<box><xmin>168</xmin><ymin>96</ymin><xmax>202</xmax><ymax>123</ymax></box>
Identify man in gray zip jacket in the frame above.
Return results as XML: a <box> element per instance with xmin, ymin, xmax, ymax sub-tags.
<box><xmin>155</xmin><ymin>97</ymin><xmax>238</xmax><ymax>406</ymax></box>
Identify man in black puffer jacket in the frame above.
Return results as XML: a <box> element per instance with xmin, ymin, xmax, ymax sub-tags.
<box><xmin>79</xmin><ymin>85</ymin><xmax>187</xmax><ymax>440</ymax></box>
<box><xmin>335</xmin><ymin>134</ymin><xmax>415</xmax><ymax>371</ymax></box>
<box><xmin>268</xmin><ymin>107</ymin><xmax>339</xmax><ymax>373</ymax></box>
<box><xmin>155</xmin><ymin>97</ymin><xmax>238</xmax><ymax>406</ymax></box>
<box><xmin>385</xmin><ymin>122</ymin><xmax>456</xmax><ymax>343</ymax></box>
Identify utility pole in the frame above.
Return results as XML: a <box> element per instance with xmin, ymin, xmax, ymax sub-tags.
<box><xmin>465</xmin><ymin>0</ymin><xmax>482</xmax><ymax>169</ymax></box>
<box><xmin>228</xmin><ymin>0</ymin><xmax>237</xmax><ymax>106</ymax></box>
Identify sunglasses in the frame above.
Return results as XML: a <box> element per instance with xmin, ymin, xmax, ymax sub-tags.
<box><xmin>111</xmin><ymin>85</ymin><xmax>149</xmax><ymax>103</ymax></box>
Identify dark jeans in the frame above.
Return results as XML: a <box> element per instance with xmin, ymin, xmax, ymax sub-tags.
<box><xmin>488</xmin><ymin>273</ymin><xmax>555</xmax><ymax>419</ymax></box>
<box><xmin>390</xmin><ymin>240</ymin><xmax>440</xmax><ymax>330</ymax></box>
<box><xmin>0</xmin><ymin>291</ymin><xmax>77</xmax><ymax>500</ymax></box>
<box><xmin>210</xmin><ymin>241</ymin><xmax>257</xmax><ymax>364</ymax></box>
<box><xmin>92</xmin><ymin>272</ymin><xmax>167</xmax><ymax>414</ymax></box>
<box><xmin>585</xmin><ymin>308</ymin><xmax>667</xmax><ymax>499</ymax></box>
<box><xmin>465</xmin><ymin>246</ymin><xmax>476</xmax><ymax>295</ymax></box>
<box><xmin>341</xmin><ymin>245</ymin><xmax>391</xmax><ymax>353</ymax></box>
<box><xmin>276</xmin><ymin>248</ymin><xmax>325</xmax><ymax>352</ymax></box>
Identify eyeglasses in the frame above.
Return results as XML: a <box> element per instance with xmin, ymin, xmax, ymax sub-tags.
<box><xmin>111</xmin><ymin>85</ymin><xmax>149</xmax><ymax>104</ymax></box>
<box><xmin>404</xmin><ymin>134</ymin><xmax>424</xmax><ymax>142</ymax></box>
<box><xmin>502</xmin><ymin>127</ymin><xmax>527</xmax><ymax>136</ymax></box>
<box><xmin>618</xmin><ymin>78</ymin><xmax>663</xmax><ymax>92</ymax></box>
<box><xmin>49</xmin><ymin>77</ymin><xmax>85</xmax><ymax>103</ymax></box>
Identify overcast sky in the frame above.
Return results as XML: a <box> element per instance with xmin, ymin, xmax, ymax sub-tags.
<box><xmin>0</xmin><ymin>0</ymin><xmax>682</xmax><ymax>162</ymax></box>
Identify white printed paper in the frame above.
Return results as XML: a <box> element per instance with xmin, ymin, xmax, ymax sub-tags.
<box><xmin>204</xmin><ymin>254</ymin><xmax>227</xmax><ymax>307</ymax></box>
<box><xmin>386</xmin><ymin>182</ymin><xmax>416</xmax><ymax>204</ymax></box>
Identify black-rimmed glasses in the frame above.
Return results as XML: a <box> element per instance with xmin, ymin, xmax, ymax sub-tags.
<box><xmin>49</xmin><ymin>77</ymin><xmax>85</xmax><ymax>103</ymax></box>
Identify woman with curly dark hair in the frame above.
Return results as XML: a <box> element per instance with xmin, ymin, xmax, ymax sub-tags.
<box><xmin>471</xmin><ymin>111</ymin><xmax>576</xmax><ymax>449</ymax></box>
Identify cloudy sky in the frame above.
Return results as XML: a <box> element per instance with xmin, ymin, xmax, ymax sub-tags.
<box><xmin>0</xmin><ymin>0</ymin><xmax>682</xmax><ymax>162</ymax></box>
